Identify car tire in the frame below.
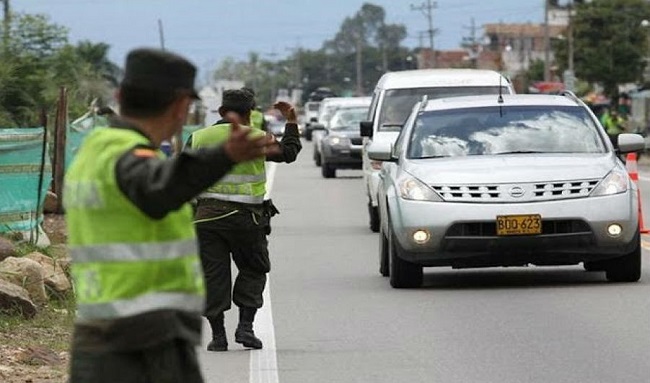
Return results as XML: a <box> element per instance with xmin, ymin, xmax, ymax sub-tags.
<box><xmin>305</xmin><ymin>130</ymin><xmax>313</xmax><ymax>141</ymax></box>
<box><xmin>314</xmin><ymin>150</ymin><xmax>322</xmax><ymax>166</ymax></box>
<box><xmin>368</xmin><ymin>202</ymin><xmax>380</xmax><ymax>233</ymax></box>
<box><xmin>605</xmin><ymin>233</ymin><xmax>641</xmax><ymax>283</ymax></box>
<box><xmin>379</xmin><ymin>225</ymin><xmax>389</xmax><ymax>277</ymax></box>
<box><xmin>389</xmin><ymin>230</ymin><xmax>423</xmax><ymax>288</ymax></box>
<box><xmin>321</xmin><ymin>159</ymin><xmax>336</xmax><ymax>178</ymax></box>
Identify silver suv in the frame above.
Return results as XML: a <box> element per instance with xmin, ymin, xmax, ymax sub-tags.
<box><xmin>370</xmin><ymin>93</ymin><xmax>645</xmax><ymax>288</ymax></box>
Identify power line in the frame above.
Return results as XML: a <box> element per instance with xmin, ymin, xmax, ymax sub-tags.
<box><xmin>462</xmin><ymin>17</ymin><xmax>481</xmax><ymax>68</ymax></box>
<box><xmin>411</xmin><ymin>0</ymin><xmax>438</xmax><ymax>67</ymax></box>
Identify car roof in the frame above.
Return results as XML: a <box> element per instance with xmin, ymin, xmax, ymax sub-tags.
<box><xmin>420</xmin><ymin>94</ymin><xmax>582</xmax><ymax>112</ymax></box>
<box><xmin>332</xmin><ymin>105</ymin><xmax>369</xmax><ymax>113</ymax></box>
<box><xmin>375</xmin><ymin>69</ymin><xmax>509</xmax><ymax>90</ymax></box>
<box><xmin>321</xmin><ymin>97</ymin><xmax>371</xmax><ymax>106</ymax></box>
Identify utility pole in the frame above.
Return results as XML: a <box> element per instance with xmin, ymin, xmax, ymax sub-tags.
<box><xmin>543</xmin><ymin>0</ymin><xmax>551</xmax><ymax>81</ymax></box>
<box><xmin>158</xmin><ymin>19</ymin><xmax>183</xmax><ymax>154</ymax></box>
<box><xmin>568</xmin><ymin>0</ymin><xmax>574</xmax><ymax>73</ymax></box>
<box><xmin>563</xmin><ymin>0</ymin><xmax>576</xmax><ymax>91</ymax></box>
<box><xmin>158</xmin><ymin>19</ymin><xmax>166</xmax><ymax>51</ymax></box>
<box><xmin>411</xmin><ymin>0</ymin><xmax>437</xmax><ymax>68</ymax></box>
<box><xmin>266</xmin><ymin>50</ymin><xmax>279</xmax><ymax>104</ymax></box>
<box><xmin>286</xmin><ymin>43</ymin><xmax>303</xmax><ymax>90</ymax></box>
<box><xmin>462</xmin><ymin>18</ymin><xmax>480</xmax><ymax>69</ymax></box>
<box><xmin>2</xmin><ymin>0</ymin><xmax>10</xmax><ymax>53</ymax></box>
<box><xmin>356</xmin><ymin>34</ymin><xmax>363</xmax><ymax>95</ymax></box>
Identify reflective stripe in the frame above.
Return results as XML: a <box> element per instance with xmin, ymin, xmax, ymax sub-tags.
<box><xmin>193</xmin><ymin>209</ymin><xmax>239</xmax><ymax>224</ymax></box>
<box><xmin>76</xmin><ymin>292</ymin><xmax>205</xmax><ymax>321</ymax></box>
<box><xmin>70</xmin><ymin>239</ymin><xmax>197</xmax><ymax>263</ymax></box>
<box><xmin>219</xmin><ymin>173</ymin><xmax>266</xmax><ymax>183</ymax></box>
<box><xmin>199</xmin><ymin>192</ymin><xmax>265</xmax><ymax>205</ymax></box>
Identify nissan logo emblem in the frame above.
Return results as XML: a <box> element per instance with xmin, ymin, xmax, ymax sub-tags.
<box><xmin>509</xmin><ymin>186</ymin><xmax>525</xmax><ymax>198</ymax></box>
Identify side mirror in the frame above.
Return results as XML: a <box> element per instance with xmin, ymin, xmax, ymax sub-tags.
<box><xmin>311</xmin><ymin>123</ymin><xmax>326</xmax><ymax>131</ymax></box>
<box><xmin>310</xmin><ymin>117</ymin><xmax>318</xmax><ymax>123</ymax></box>
<box><xmin>617</xmin><ymin>133</ymin><xmax>646</xmax><ymax>153</ymax></box>
<box><xmin>360</xmin><ymin>121</ymin><xmax>374</xmax><ymax>138</ymax></box>
<box><xmin>367</xmin><ymin>141</ymin><xmax>395</xmax><ymax>162</ymax></box>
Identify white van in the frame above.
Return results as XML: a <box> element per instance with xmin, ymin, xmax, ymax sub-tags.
<box><xmin>361</xmin><ymin>69</ymin><xmax>515</xmax><ymax>232</ymax></box>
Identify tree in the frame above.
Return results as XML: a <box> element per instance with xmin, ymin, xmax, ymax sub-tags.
<box><xmin>377</xmin><ymin>24</ymin><xmax>407</xmax><ymax>72</ymax></box>
<box><xmin>0</xmin><ymin>13</ymin><xmax>118</xmax><ymax>126</ymax></box>
<box><xmin>325</xmin><ymin>3</ymin><xmax>389</xmax><ymax>94</ymax></box>
<box><xmin>75</xmin><ymin>41</ymin><xmax>122</xmax><ymax>85</ymax></box>
<box><xmin>558</xmin><ymin>0</ymin><xmax>650</xmax><ymax>98</ymax></box>
<box><xmin>213</xmin><ymin>57</ymin><xmax>249</xmax><ymax>82</ymax></box>
<box><xmin>7</xmin><ymin>13</ymin><xmax>67</xmax><ymax>58</ymax></box>
<box><xmin>207</xmin><ymin>2</ymin><xmax>410</xmax><ymax>106</ymax></box>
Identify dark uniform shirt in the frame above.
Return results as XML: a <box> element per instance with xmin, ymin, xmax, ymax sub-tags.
<box><xmin>73</xmin><ymin>117</ymin><xmax>238</xmax><ymax>352</ymax></box>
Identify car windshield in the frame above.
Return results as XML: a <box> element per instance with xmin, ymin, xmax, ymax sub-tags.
<box><xmin>378</xmin><ymin>86</ymin><xmax>508</xmax><ymax>132</ymax></box>
<box><xmin>307</xmin><ymin>103</ymin><xmax>320</xmax><ymax>111</ymax></box>
<box><xmin>329</xmin><ymin>107</ymin><xmax>369</xmax><ymax>131</ymax></box>
<box><xmin>407</xmin><ymin>105</ymin><xmax>606</xmax><ymax>159</ymax></box>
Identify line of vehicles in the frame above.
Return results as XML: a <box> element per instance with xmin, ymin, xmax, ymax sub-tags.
<box><xmin>299</xmin><ymin>69</ymin><xmax>646</xmax><ymax>289</ymax></box>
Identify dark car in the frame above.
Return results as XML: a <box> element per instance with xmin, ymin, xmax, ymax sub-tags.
<box><xmin>320</xmin><ymin>106</ymin><xmax>368</xmax><ymax>178</ymax></box>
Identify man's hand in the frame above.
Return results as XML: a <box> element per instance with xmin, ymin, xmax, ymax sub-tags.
<box><xmin>273</xmin><ymin>102</ymin><xmax>298</xmax><ymax>124</ymax></box>
<box><xmin>223</xmin><ymin>112</ymin><xmax>280</xmax><ymax>162</ymax></box>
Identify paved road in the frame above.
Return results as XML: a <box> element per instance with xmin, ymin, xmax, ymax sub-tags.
<box><xmin>201</xmin><ymin>142</ymin><xmax>650</xmax><ymax>383</ymax></box>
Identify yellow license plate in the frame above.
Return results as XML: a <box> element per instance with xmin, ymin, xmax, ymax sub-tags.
<box><xmin>496</xmin><ymin>215</ymin><xmax>542</xmax><ymax>236</ymax></box>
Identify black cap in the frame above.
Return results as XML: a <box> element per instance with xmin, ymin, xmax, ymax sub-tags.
<box><xmin>241</xmin><ymin>87</ymin><xmax>257</xmax><ymax>108</ymax></box>
<box><xmin>121</xmin><ymin>48</ymin><xmax>200</xmax><ymax>99</ymax></box>
<box><xmin>221</xmin><ymin>89</ymin><xmax>254</xmax><ymax>115</ymax></box>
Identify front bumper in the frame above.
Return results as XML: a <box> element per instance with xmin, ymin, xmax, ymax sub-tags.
<box><xmin>389</xmin><ymin>191</ymin><xmax>639</xmax><ymax>267</ymax></box>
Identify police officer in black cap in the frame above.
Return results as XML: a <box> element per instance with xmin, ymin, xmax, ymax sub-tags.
<box><xmin>187</xmin><ymin>89</ymin><xmax>301</xmax><ymax>352</ymax></box>
<box><xmin>66</xmin><ymin>48</ymin><xmax>279</xmax><ymax>383</ymax></box>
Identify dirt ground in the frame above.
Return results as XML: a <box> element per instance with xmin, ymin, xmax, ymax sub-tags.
<box><xmin>0</xmin><ymin>214</ymin><xmax>72</xmax><ymax>383</ymax></box>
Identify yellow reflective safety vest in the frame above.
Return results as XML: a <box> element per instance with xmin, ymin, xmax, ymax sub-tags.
<box><xmin>250</xmin><ymin>110</ymin><xmax>265</xmax><ymax>131</ymax></box>
<box><xmin>191</xmin><ymin>123</ymin><xmax>266</xmax><ymax>205</ymax></box>
<box><xmin>64</xmin><ymin>128</ymin><xmax>205</xmax><ymax>323</ymax></box>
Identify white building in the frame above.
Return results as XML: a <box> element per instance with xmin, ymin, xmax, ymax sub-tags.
<box><xmin>199</xmin><ymin>79</ymin><xmax>245</xmax><ymax>126</ymax></box>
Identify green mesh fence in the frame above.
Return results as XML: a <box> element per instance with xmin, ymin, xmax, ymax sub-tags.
<box><xmin>67</xmin><ymin>114</ymin><xmax>110</xmax><ymax>171</ymax></box>
<box><xmin>0</xmin><ymin>128</ymin><xmax>51</xmax><ymax>234</ymax></box>
<box><xmin>0</xmin><ymin>118</ymin><xmax>205</xmax><ymax>236</ymax></box>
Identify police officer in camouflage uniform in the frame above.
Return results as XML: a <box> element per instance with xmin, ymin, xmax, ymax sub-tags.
<box><xmin>187</xmin><ymin>89</ymin><xmax>301</xmax><ymax>351</ymax></box>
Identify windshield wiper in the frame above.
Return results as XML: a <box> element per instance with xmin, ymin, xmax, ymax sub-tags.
<box><xmin>416</xmin><ymin>155</ymin><xmax>449</xmax><ymax>159</ymax></box>
<box><xmin>493</xmin><ymin>150</ymin><xmax>547</xmax><ymax>155</ymax></box>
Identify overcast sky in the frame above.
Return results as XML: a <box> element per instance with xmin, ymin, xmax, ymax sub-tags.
<box><xmin>13</xmin><ymin>0</ymin><xmax>544</xmax><ymax>74</ymax></box>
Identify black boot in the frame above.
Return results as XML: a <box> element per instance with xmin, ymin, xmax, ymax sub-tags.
<box><xmin>235</xmin><ymin>308</ymin><xmax>263</xmax><ymax>349</ymax></box>
<box><xmin>207</xmin><ymin>313</ymin><xmax>228</xmax><ymax>352</ymax></box>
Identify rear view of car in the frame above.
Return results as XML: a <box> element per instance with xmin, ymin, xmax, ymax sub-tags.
<box><xmin>370</xmin><ymin>93</ymin><xmax>646</xmax><ymax>288</ymax></box>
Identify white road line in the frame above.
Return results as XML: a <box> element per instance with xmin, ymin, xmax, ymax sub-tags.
<box><xmin>639</xmin><ymin>175</ymin><xmax>650</xmax><ymax>183</ymax></box>
<box><xmin>250</xmin><ymin>161</ymin><xmax>280</xmax><ymax>383</ymax></box>
<box><xmin>250</xmin><ymin>280</ymin><xmax>279</xmax><ymax>383</ymax></box>
<box><xmin>264</xmin><ymin>162</ymin><xmax>277</xmax><ymax>200</ymax></box>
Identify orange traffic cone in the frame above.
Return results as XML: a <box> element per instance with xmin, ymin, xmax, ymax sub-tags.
<box><xmin>626</xmin><ymin>152</ymin><xmax>650</xmax><ymax>234</ymax></box>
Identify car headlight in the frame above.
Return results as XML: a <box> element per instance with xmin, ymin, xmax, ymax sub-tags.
<box><xmin>328</xmin><ymin>136</ymin><xmax>351</xmax><ymax>146</ymax></box>
<box><xmin>592</xmin><ymin>170</ymin><xmax>629</xmax><ymax>196</ymax></box>
<box><xmin>399</xmin><ymin>175</ymin><xmax>442</xmax><ymax>201</ymax></box>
